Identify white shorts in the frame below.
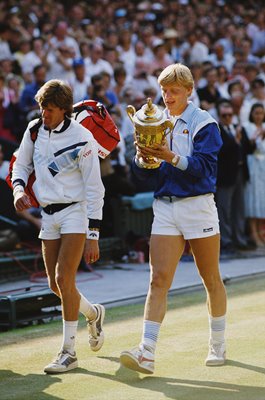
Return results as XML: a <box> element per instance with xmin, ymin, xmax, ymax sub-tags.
<box><xmin>39</xmin><ymin>202</ymin><xmax>87</xmax><ymax>240</ymax></box>
<box><xmin>151</xmin><ymin>193</ymin><xmax>219</xmax><ymax>239</ymax></box>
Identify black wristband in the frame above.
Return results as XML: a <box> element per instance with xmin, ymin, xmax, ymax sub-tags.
<box><xmin>13</xmin><ymin>179</ymin><xmax>26</xmax><ymax>188</ymax></box>
<box><xmin>88</xmin><ymin>219</ymin><xmax>101</xmax><ymax>229</ymax></box>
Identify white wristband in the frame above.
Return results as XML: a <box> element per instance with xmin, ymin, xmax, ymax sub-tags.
<box><xmin>87</xmin><ymin>229</ymin><xmax>100</xmax><ymax>240</ymax></box>
<box><xmin>13</xmin><ymin>185</ymin><xmax>25</xmax><ymax>196</ymax></box>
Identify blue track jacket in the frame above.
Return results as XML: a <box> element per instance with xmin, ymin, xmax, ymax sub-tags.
<box><xmin>132</xmin><ymin>102</ymin><xmax>223</xmax><ymax>198</ymax></box>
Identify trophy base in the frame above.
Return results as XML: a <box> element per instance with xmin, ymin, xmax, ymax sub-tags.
<box><xmin>138</xmin><ymin>156</ymin><xmax>161</xmax><ymax>169</ymax></box>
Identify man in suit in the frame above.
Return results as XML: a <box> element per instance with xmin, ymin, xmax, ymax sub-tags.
<box><xmin>216</xmin><ymin>100</ymin><xmax>256</xmax><ymax>253</ymax></box>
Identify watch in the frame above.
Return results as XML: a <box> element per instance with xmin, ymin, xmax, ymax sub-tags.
<box><xmin>171</xmin><ymin>154</ymin><xmax>179</xmax><ymax>167</ymax></box>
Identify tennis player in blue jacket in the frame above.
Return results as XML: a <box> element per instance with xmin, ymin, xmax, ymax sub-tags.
<box><xmin>120</xmin><ymin>63</ymin><xmax>227</xmax><ymax>373</ymax></box>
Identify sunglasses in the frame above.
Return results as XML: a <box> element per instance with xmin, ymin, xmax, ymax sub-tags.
<box><xmin>220</xmin><ymin>113</ymin><xmax>233</xmax><ymax>117</ymax></box>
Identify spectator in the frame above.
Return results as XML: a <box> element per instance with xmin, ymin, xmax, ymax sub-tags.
<box><xmin>19</xmin><ymin>64</ymin><xmax>46</xmax><ymax>123</ymax></box>
<box><xmin>103</xmin><ymin>46</ymin><xmax>121</xmax><ymax>74</ymax></box>
<box><xmin>251</xmin><ymin>13</ymin><xmax>265</xmax><ymax>57</ymax></box>
<box><xmin>0</xmin><ymin>73</ymin><xmax>17</xmax><ymax>142</ymax></box>
<box><xmin>100</xmin><ymin>71</ymin><xmax>119</xmax><ymax>107</ymax></box>
<box><xmin>227</xmin><ymin>79</ymin><xmax>246</xmax><ymax>125</ymax></box>
<box><xmin>190</xmin><ymin>62</ymin><xmax>205</xmax><ymax>89</ymax></box>
<box><xmin>216</xmin><ymin>101</ymin><xmax>256</xmax><ymax>253</ymax></box>
<box><xmin>49</xmin><ymin>20</ymin><xmax>80</xmax><ymax>59</ymax></box>
<box><xmin>90</xmin><ymin>73</ymin><xmax>117</xmax><ymax>111</ymax></box>
<box><xmin>98</xmin><ymin>95</ymin><xmax>136</xmax><ymax>238</ymax></box>
<box><xmin>112</xmin><ymin>65</ymin><xmax>133</xmax><ymax>103</ymax></box>
<box><xmin>240</xmin><ymin>37</ymin><xmax>260</xmax><ymax>65</ymax></box>
<box><xmin>243</xmin><ymin>103</ymin><xmax>265</xmax><ymax>246</ymax></box>
<box><xmin>182</xmin><ymin>32</ymin><xmax>209</xmax><ymax>65</ymax></box>
<box><xmin>84</xmin><ymin>43</ymin><xmax>114</xmax><ymax>82</ymax></box>
<box><xmin>244</xmin><ymin>64</ymin><xmax>260</xmax><ymax>88</ymax></box>
<box><xmin>13</xmin><ymin>38</ymin><xmax>31</xmax><ymax>71</ymax></box>
<box><xmin>258</xmin><ymin>56</ymin><xmax>265</xmax><ymax>82</ymax></box>
<box><xmin>150</xmin><ymin>39</ymin><xmax>174</xmax><ymax>75</ymax></box>
<box><xmin>116</xmin><ymin>28</ymin><xmax>136</xmax><ymax>80</ymax></box>
<box><xmin>197</xmin><ymin>66</ymin><xmax>221</xmax><ymax>119</ymax></box>
<box><xmin>131</xmin><ymin>63</ymin><xmax>160</xmax><ymax>102</ymax></box>
<box><xmin>0</xmin><ymin>23</ymin><xmax>13</xmax><ymax>62</ymax></box>
<box><xmin>46</xmin><ymin>43</ymin><xmax>75</xmax><ymax>83</ymax></box>
<box><xmin>138</xmin><ymin>25</ymin><xmax>156</xmax><ymax>63</ymax></box>
<box><xmin>134</xmin><ymin>40</ymin><xmax>152</xmax><ymax>73</ymax></box>
<box><xmin>0</xmin><ymin>144</ymin><xmax>10</xmax><ymax>180</ymax></box>
<box><xmin>240</xmin><ymin>78</ymin><xmax>265</xmax><ymax>124</ymax></box>
<box><xmin>163</xmin><ymin>28</ymin><xmax>184</xmax><ymax>63</ymax></box>
<box><xmin>20</xmin><ymin>37</ymin><xmax>49</xmax><ymax>76</ymax></box>
<box><xmin>207</xmin><ymin>41</ymin><xmax>235</xmax><ymax>73</ymax></box>
<box><xmin>216</xmin><ymin>65</ymin><xmax>230</xmax><ymax>99</ymax></box>
<box><xmin>3</xmin><ymin>74</ymin><xmax>23</xmax><ymax>142</ymax></box>
<box><xmin>82</xmin><ymin>22</ymin><xmax>104</xmax><ymax>46</ymax></box>
<box><xmin>69</xmin><ymin>58</ymin><xmax>90</xmax><ymax>104</ymax></box>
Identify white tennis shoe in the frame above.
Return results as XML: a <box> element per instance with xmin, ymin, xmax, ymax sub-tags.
<box><xmin>44</xmin><ymin>350</ymin><xmax>78</xmax><ymax>374</ymax></box>
<box><xmin>120</xmin><ymin>346</ymin><xmax>155</xmax><ymax>374</ymax></box>
<box><xmin>87</xmin><ymin>304</ymin><xmax>105</xmax><ymax>351</ymax></box>
<box><xmin>205</xmin><ymin>342</ymin><xmax>226</xmax><ymax>366</ymax></box>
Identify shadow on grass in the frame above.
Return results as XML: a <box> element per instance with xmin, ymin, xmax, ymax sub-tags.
<box><xmin>0</xmin><ymin>370</ymin><xmax>62</xmax><ymax>400</ymax></box>
<box><xmin>1</xmin><ymin>358</ymin><xmax>264</xmax><ymax>400</ymax></box>
<box><xmin>225</xmin><ymin>359</ymin><xmax>265</xmax><ymax>375</ymax></box>
<box><xmin>73</xmin><ymin>356</ymin><xmax>265</xmax><ymax>400</ymax></box>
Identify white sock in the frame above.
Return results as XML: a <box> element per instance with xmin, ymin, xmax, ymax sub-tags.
<box><xmin>141</xmin><ymin>320</ymin><xmax>161</xmax><ymax>354</ymax></box>
<box><xmin>62</xmin><ymin>320</ymin><xmax>78</xmax><ymax>355</ymax></box>
<box><xmin>208</xmin><ymin>314</ymin><xmax>226</xmax><ymax>344</ymax></box>
<box><xmin>79</xmin><ymin>293</ymin><xmax>97</xmax><ymax>321</ymax></box>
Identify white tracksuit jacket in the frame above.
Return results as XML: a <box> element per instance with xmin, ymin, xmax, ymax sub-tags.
<box><xmin>12</xmin><ymin>117</ymin><xmax>105</xmax><ymax>222</ymax></box>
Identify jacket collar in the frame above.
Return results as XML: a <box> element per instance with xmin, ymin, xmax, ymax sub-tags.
<box><xmin>165</xmin><ymin>101</ymin><xmax>194</xmax><ymax>124</ymax></box>
<box><xmin>44</xmin><ymin>117</ymin><xmax>71</xmax><ymax>133</ymax></box>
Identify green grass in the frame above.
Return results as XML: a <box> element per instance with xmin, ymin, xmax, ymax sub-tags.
<box><xmin>0</xmin><ymin>276</ymin><xmax>265</xmax><ymax>400</ymax></box>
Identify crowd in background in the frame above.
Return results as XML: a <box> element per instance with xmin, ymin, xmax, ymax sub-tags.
<box><xmin>0</xmin><ymin>0</ymin><xmax>265</xmax><ymax>252</ymax></box>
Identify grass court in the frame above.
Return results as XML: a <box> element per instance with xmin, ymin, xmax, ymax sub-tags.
<box><xmin>1</xmin><ymin>275</ymin><xmax>265</xmax><ymax>400</ymax></box>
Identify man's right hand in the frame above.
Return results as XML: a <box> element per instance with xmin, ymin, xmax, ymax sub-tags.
<box><xmin>14</xmin><ymin>191</ymin><xmax>32</xmax><ymax>211</ymax></box>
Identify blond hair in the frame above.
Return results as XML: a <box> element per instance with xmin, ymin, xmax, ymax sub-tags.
<box><xmin>158</xmin><ymin>63</ymin><xmax>194</xmax><ymax>90</ymax></box>
<box><xmin>35</xmin><ymin>79</ymin><xmax>73</xmax><ymax>117</ymax></box>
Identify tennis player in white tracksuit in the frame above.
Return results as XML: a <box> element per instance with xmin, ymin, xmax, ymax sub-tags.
<box><xmin>12</xmin><ymin>79</ymin><xmax>105</xmax><ymax>374</ymax></box>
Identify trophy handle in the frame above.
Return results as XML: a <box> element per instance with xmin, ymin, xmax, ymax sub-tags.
<box><xmin>163</xmin><ymin>120</ymin><xmax>174</xmax><ymax>135</ymax></box>
<box><xmin>126</xmin><ymin>105</ymin><xmax>136</xmax><ymax>124</ymax></box>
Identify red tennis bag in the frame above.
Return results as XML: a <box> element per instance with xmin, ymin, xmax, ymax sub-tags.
<box><xmin>6</xmin><ymin>151</ymin><xmax>39</xmax><ymax>208</ymax></box>
<box><xmin>73</xmin><ymin>100</ymin><xmax>120</xmax><ymax>159</ymax></box>
<box><xmin>6</xmin><ymin>119</ymin><xmax>41</xmax><ymax>207</ymax></box>
<box><xmin>6</xmin><ymin>101</ymin><xmax>120</xmax><ymax>206</ymax></box>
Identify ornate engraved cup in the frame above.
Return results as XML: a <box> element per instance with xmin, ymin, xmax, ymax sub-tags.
<box><xmin>127</xmin><ymin>98</ymin><xmax>173</xmax><ymax>168</ymax></box>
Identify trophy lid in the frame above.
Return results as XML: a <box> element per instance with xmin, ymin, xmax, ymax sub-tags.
<box><xmin>136</xmin><ymin>98</ymin><xmax>164</xmax><ymax>124</ymax></box>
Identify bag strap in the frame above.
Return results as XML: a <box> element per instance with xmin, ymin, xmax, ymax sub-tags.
<box><xmin>29</xmin><ymin>117</ymin><xmax>42</xmax><ymax>142</ymax></box>
<box><xmin>73</xmin><ymin>102</ymin><xmax>106</xmax><ymax>120</ymax></box>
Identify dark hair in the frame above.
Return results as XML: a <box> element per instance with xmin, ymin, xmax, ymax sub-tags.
<box><xmin>227</xmin><ymin>80</ymin><xmax>243</xmax><ymax>95</ymax></box>
<box><xmin>249</xmin><ymin>102</ymin><xmax>265</xmax><ymax>123</ymax></box>
<box><xmin>35</xmin><ymin>79</ymin><xmax>73</xmax><ymax>117</ymax></box>
<box><xmin>251</xmin><ymin>78</ymin><xmax>265</xmax><ymax>89</ymax></box>
<box><xmin>216</xmin><ymin>98</ymin><xmax>232</xmax><ymax>115</ymax></box>
<box><xmin>33</xmin><ymin>64</ymin><xmax>46</xmax><ymax>75</ymax></box>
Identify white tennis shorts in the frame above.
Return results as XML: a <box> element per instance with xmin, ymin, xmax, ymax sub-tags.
<box><xmin>151</xmin><ymin>193</ymin><xmax>219</xmax><ymax>239</ymax></box>
<box><xmin>39</xmin><ymin>202</ymin><xmax>87</xmax><ymax>240</ymax></box>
